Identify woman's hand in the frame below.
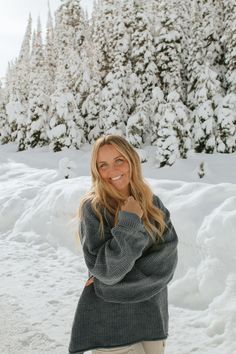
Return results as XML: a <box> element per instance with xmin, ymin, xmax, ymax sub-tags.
<box><xmin>85</xmin><ymin>276</ymin><xmax>94</xmax><ymax>286</ymax></box>
<box><xmin>121</xmin><ymin>196</ymin><xmax>143</xmax><ymax>219</ymax></box>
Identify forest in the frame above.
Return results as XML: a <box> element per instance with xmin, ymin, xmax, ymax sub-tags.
<box><xmin>0</xmin><ymin>0</ymin><xmax>235</xmax><ymax>167</ymax></box>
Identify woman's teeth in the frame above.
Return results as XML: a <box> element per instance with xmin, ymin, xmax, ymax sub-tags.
<box><xmin>111</xmin><ymin>175</ymin><xmax>122</xmax><ymax>181</ymax></box>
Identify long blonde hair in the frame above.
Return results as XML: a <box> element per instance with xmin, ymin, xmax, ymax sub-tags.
<box><xmin>78</xmin><ymin>135</ymin><xmax>167</xmax><ymax>243</ymax></box>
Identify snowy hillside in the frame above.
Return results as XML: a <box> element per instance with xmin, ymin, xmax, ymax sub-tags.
<box><xmin>0</xmin><ymin>143</ymin><xmax>235</xmax><ymax>354</ymax></box>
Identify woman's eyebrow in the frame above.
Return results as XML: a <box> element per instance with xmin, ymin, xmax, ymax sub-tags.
<box><xmin>97</xmin><ymin>155</ymin><xmax>123</xmax><ymax>164</ymax></box>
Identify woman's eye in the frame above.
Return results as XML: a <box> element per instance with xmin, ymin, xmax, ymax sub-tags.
<box><xmin>115</xmin><ymin>159</ymin><xmax>124</xmax><ymax>164</ymax></box>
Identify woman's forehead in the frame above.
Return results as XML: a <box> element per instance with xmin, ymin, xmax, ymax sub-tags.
<box><xmin>97</xmin><ymin>144</ymin><xmax>122</xmax><ymax>159</ymax></box>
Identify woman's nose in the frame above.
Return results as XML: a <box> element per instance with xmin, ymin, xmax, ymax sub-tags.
<box><xmin>107</xmin><ymin>163</ymin><xmax>119</xmax><ymax>173</ymax></box>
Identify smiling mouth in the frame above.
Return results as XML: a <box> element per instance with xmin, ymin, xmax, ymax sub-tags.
<box><xmin>110</xmin><ymin>175</ymin><xmax>123</xmax><ymax>181</ymax></box>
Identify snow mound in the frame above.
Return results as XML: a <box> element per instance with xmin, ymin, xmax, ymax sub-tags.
<box><xmin>169</xmin><ymin>191</ymin><xmax>236</xmax><ymax>310</ymax></box>
<box><xmin>10</xmin><ymin>177</ymin><xmax>91</xmax><ymax>252</ymax></box>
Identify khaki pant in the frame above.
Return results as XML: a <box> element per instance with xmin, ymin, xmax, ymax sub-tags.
<box><xmin>92</xmin><ymin>340</ymin><xmax>166</xmax><ymax>354</ymax></box>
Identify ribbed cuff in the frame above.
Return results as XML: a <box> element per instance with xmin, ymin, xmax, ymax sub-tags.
<box><xmin>118</xmin><ymin>210</ymin><xmax>142</xmax><ymax>229</ymax></box>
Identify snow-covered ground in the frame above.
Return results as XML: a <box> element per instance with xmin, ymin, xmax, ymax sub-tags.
<box><xmin>0</xmin><ymin>142</ymin><xmax>236</xmax><ymax>354</ymax></box>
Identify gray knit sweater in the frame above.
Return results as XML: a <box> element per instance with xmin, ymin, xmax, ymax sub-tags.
<box><xmin>69</xmin><ymin>194</ymin><xmax>178</xmax><ymax>353</ymax></box>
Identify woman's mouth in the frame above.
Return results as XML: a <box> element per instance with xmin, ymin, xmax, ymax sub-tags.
<box><xmin>110</xmin><ymin>174</ymin><xmax>123</xmax><ymax>181</ymax></box>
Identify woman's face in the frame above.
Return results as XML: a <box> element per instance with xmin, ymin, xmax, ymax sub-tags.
<box><xmin>97</xmin><ymin>144</ymin><xmax>131</xmax><ymax>197</ymax></box>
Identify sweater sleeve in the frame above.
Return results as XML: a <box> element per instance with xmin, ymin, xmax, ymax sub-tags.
<box><xmin>80</xmin><ymin>200</ymin><xmax>150</xmax><ymax>286</ymax></box>
<box><xmin>134</xmin><ymin>195</ymin><xmax>178</xmax><ymax>292</ymax></box>
<box><xmin>93</xmin><ymin>194</ymin><xmax>178</xmax><ymax>303</ymax></box>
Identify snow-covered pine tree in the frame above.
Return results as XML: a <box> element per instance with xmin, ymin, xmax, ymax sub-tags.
<box><xmin>99</xmin><ymin>5</ymin><xmax>131</xmax><ymax>136</ymax></box>
<box><xmin>15</xmin><ymin>14</ymin><xmax>33</xmax><ymax>150</ymax></box>
<box><xmin>125</xmin><ymin>0</ymin><xmax>158</xmax><ymax>147</ymax></box>
<box><xmin>16</xmin><ymin>13</ymin><xmax>32</xmax><ymax>109</ymax></box>
<box><xmin>122</xmin><ymin>0</ymin><xmax>142</xmax><ymax>115</ymax></box>
<box><xmin>126</xmin><ymin>109</ymin><xmax>150</xmax><ymax>148</ymax></box>
<box><xmin>0</xmin><ymin>80</ymin><xmax>10</xmax><ymax>144</ymax></box>
<box><xmin>215</xmin><ymin>93</ymin><xmax>236</xmax><ymax>152</ymax></box>
<box><xmin>150</xmin><ymin>87</ymin><xmax>191</xmax><ymax>164</ymax></box>
<box><xmin>168</xmin><ymin>0</ymin><xmax>192</xmax><ymax>104</ymax></box>
<box><xmin>4</xmin><ymin>15</ymin><xmax>32</xmax><ymax>148</ymax></box>
<box><xmin>154</xmin><ymin>94</ymin><xmax>179</xmax><ymax>167</ymax></box>
<box><xmin>166</xmin><ymin>91</ymin><xmax>192</xmax><ymax>159</ymax></box>
<box><xmin>149</xmin><ymin>86</ymin><xmax>166</xmax><ymax>145</ymax></box>
<box><xmin>129</xmin><ymin>0</ymin><xmax>157</xmax><ymax>108</ymax></box>
<box><xmin>154</xmin><ymin>0</ymin><xmax>185</xmax><ymax>101</ymax></box>
<box><xmin>215</xmin><ymin>0</ymin><xmax>236</xmax><ymax>153</ymax></box>
<box><xmin>200</xmin><ymin>0</ymin><xmax>225</xmax><ymax>87</ymax></box>
<box><xmin>5</xmin><ymin>60</ymin><xmax>25</xmax><ymax>145</ymax></box>
<box><xmin>26</xmin><ymin>18</ymin><xmax>50</xmax><ymax>149</ymax></box>
<box><xmin>192</xmin><ymin>63</ymin><xmax>223</xmax><ymax>153</ymax></box>
<box><xmin>187</xmin><ymin>0</ymin><xmax>205</xmax><ymax>110</ymax></box>
<box><xmin>45</xmin><ymin>3</ymin><xmax>56</xmax><ymax>96</ymax></box>
<box><xmin>82</xmin><ymin>62</ymin><xmax>103</xmax><ymax>143</ymax></box>
<box><xmin>91</xmin><ymin>0</ymin><xmax>117</xmax><ymax>81</ymax></box>
<box><xmin>151</xmin><ymin>0</ymin><xmax>190</xmax><ymax>151</ymax></box>
<box><xmin>49</xmin><ymin>0</ymin><xmax>89</xmax><ymax>151</ymax></box>
<box><xmin>222</xmin><ymin>0</ymin><xmax>236</xmax><ymax>94</ymax></box>
<box><xmin>81</xmin><ymin>5</ymin><xmax>103</xmax><ymax>143</ymax></box>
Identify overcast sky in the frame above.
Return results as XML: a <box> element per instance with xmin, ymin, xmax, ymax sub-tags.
<box><xmin>0</xmin><ymin>0</ymin><xmax>93</xmax><ymax>80</ymax></box>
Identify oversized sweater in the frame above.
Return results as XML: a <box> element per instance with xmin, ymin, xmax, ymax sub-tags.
<box><xmin>68</xmin><ymin>194</ymin><xmax>178</xmax><ymax>354</ymax></box>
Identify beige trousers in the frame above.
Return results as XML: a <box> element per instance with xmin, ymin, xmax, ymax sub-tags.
<box><xmin>92</xmin><ymin>340</ymin><xmax>166</xmax><ymax>354</ymax></box>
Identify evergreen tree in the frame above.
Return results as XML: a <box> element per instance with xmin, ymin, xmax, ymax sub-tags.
<box><xmin>172</xmin><ymin>0</ymin><xmax>192</xmax><ymax>103</ymax></box>
<box><xmin>5</xmin><ymin>60</ymin><xmax>25</xmax><ymax>144</ymax></box>
<box><xmin>26</xmin><ymin>18</ymin><xmax>50</xmax><ymax>149</ymax></box>
<box><xmin>155</xmin><ymin>96</ymin><xmax>179</xmax><ymax>167</ymax></box>
<box><xmin>201</xmin><ymin>0</ymin><xmax>225</xmax><ymax>87</ymax></box>
<box><xmin>49</xmin><ymin>0</ymin><xmax>89</xmax><ymax>151</ymax></box>
<box><xmin>82</xmin><ymin>66</ymin><xmax>103</xmax><ymax>143</ymax></box>
<box><xmin>4</xmin><ymin>15</ymin><xmax>32</xmax><ymax>148</ymax></box>
<box><xmin>154</xmin><ymin>0</ymin><xmax>184</xmax><ymax>101</ymax></box>
<box><xmin>126</xmin><ymin>109</ymin><xmax>150</xmax><ymax>148</ymax></box>
<box><xmin>16</xmin><ymin>13</ymin><xmax>32</xmax><ymax>150</ymax></box>
<box><xmin>17</xmin><ymin>13</ymin><xmax>32</xmax><ymax>106</ymax></box>
<box><xmin>151</xmin><ymin>88</ymin><xmax>191</xmax><ymax>165</ymax></box>
<box><xmin>222</xmin><ymin>0</ymin><xmax>236</xmax><ymax>94</ymax></box>
<box><xmin>81</xmin><ymin>13</ymin><xmax>103</xmax><ymax>143</ymax></box>
<box><xmin>217</xmin><ymin>0</ymin><xmax>236</xmax><ymax>153</ymax></box>
<box><xmin>187</xmin><ymin>0</ymin><xmax>205</xmax><ymax>109</ymax></box>
<box><xmin>149</xmin><ymin>87</ymin><xmax>166</xmax><ymax>145</ymax></box>
<box><xmin>166</xmin><ymin>91</ymin><xmax>192</xmax><ymax>159</ymax></box>
<box><xmin>99</xmin><ymin>7</ymin><xmax>131</xmax><ymax>136</ymax></box>
<box><xmin>192</xmin><ymin>63</ymin><xmax>223</xmax><ymax>153</ymax></box>
<box><xmin>124</xmin><ymin>0</ymin><xmax>159</xmax><ymax>147</ymax></box>
<box><xmin>206</xmin><ymin>0</ymin><xmax>224</xmax><ymax>64</ymax></box>
<box><xmin>0</xmin><ymin>81</ymin><xmax>10</xmax><ymax>144</ymax></box>
<box><xmin>45</xmin><ymin>4</ymin><xmax>56</xmax><ymax>95</ymax></box>
<box><xmin>129</xmin><ymin>0</ymin><xmax>158</xmax><ymax>108</ymax></box>
<box><xmin>91</xmin><ymin>0</ymin><xmax>117</xmax><ymax>81</ymax></box>
<box><xmin>121</xmin><ymin>0</ymin><xmax>145</xmax><ymax>116</ymax></box>
<box><xmin>215</xmin><ymin>93</ymin><xmax>236</xmax><ymax>152</ymax></box>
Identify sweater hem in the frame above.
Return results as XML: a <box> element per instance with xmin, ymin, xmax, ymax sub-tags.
<box><xmin>94</xmin><ymin>284</ymin><xmax>168</xmax><ymax>304</ymax></box>
<box><xmin>68</xmin><ymin>335</ymin><xmax>168</xmax><ymax>354</ymax></box>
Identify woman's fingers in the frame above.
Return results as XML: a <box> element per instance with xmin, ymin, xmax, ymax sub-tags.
<box><xmin>85</xmin><ymin>276</ymin><xmax>94</xmax><ymax>287</ymax></box>
<box><xmin>121</xmin><ymin>197</ymin><xmax>143</xmax><ymax>218</ymax></box>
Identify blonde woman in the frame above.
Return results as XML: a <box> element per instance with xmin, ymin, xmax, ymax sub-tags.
<box><xmin>68</xmin><ymin>135</ymin><xmax>178</xmax><ymax>354</ymax></box>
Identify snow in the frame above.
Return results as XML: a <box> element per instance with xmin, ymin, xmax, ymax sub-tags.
<box><xmin>6</xmin><ymin>101</ymin><xmax>24</xmax><ymax>124</ymax></box>
<box><xmin>0</xmin><ymin>142</ymin><xmax>236</xmax><ymax>354</ymax></box>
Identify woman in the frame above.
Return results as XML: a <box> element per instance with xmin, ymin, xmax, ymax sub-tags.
<box><xmin>68</xmin><ymin>135</ymin><xmax>178</xmax><ymax>354</ymax></box>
